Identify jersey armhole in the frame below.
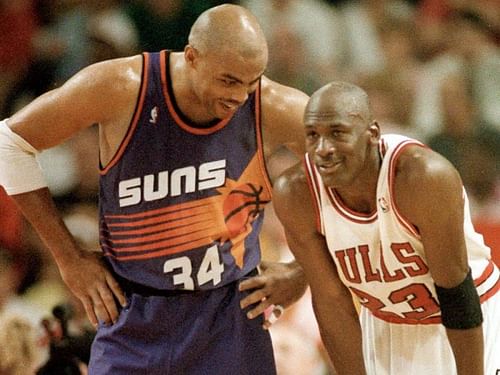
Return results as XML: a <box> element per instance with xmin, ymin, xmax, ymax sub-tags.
<box><xmin>100</xmin><ymin>53</ymin><xmax>149</xmax><ymax>175</ymax></box>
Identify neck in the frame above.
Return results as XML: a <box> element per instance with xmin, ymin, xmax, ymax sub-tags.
<box><xmin>334</xmin><ymin>146</ymin><xmax>382</xmax><ymax>214</ymax></box>
<box><xmin>170</xmin><ymin>53</ymin><xmax>216</xmax><ymax>125</ymax></box>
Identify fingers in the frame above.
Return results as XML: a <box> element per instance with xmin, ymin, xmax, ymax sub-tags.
<box><xmin>106</xmin><ymin>274</ymin><xmax>127</xmax><ymax>308</ymax></box>
<box><xmin>238</xmin><ymin>275</ymin><xmax>264</xmax><ymax>292</ymax></box>
<box><xmin>245</xmin><ymin>296</ymin><xmax>273</xmax><ymax>320</ymax></box>
<box><xmin>80</xmin><ymin>276</ymin><xmax>126</xmax><ymax>328</ymax></box>
<box><xmin>239</xmin><ymin>285</ymin><xmax>267</xmax><ymax>310</ymax></box>
<box><xmin>81</xmin><ymin>295</ymin><xmax>98</xmax><ymax>328</ymax></box>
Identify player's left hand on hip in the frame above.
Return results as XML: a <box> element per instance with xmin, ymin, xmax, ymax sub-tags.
<box><xmin>238</xmin><ymin>260</ymin><xmax>307</xmax><ymax>329</ymax></box>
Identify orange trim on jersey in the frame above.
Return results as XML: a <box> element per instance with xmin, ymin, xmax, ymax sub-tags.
<box><xmin>304</xmin><ymin>154</ymin><xmax>323</xmax><ymax>234</ymax></box>
<box><xmin>103</xmin><ymin>237</ymin><xmax>212</xmax><ymax>261</ymax></box>
<box><xmin>100</xmin><ymin>53</ymin><xmax>150</xmax><ymax>175</ymax></box>
<box><xmin>475</xmin><ymin>261</ymin><xmax>494</xmax><ymax>287</ymax></box>
<box><xmin>475</xmin><ymin>260</ymin><xmax>500</xmax><ymax>303</ymax></box>
<box><xmin>104</xmin><ymin>198</ymin><xmax>210</xmax><ymax>220</ymax></box>
<box><xmin>110</xmin><ymin>220</ymin><xmax>215</xmax><ymax>244</ymax></box>
<box><xmin>105</xmin><ymin>203</ymin><xmax>214</xmax><ymax>228</ymax></box>
<box><xmin>388</xmin><ymin>140</ymin><xmax>425</xmax><ymax>238</ymax></box>
<box><xmin>105</xmin><ymin>224</ymin><xmax>215</xmax><ymax>251</ymax></box>
<box><xmin>253</xmin><ymin>82</ymin><xmax>274</xmax><ymax>196</ymax></box>
<box><xmin>160</xmin><ymin>50</ymin><xmax>232</xmax><ymax>135</ymax></box>
<box><xmin>479</xmin><ymin>274</ymin><xmax>500</xmax><ymax>303</ymax></box>
<box><xmin>106</xmin><ymin>213</ymin><xmax>213</xmax><ymax>236</ymax></box>
<box><xmin>327</xmin><ymin>188</ymin><xmax>377</xmax><ymax>224</ymax></box>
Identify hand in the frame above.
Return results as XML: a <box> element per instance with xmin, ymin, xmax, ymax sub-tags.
<box><xmin>239</xmin><ymin>260</ymin><xmax>307</xmax><ymax>329</ymax></box>
<box><xmin>57</xmin><ymin>251</ymin><xmax>127</xmax><ymax>328</ymax></box>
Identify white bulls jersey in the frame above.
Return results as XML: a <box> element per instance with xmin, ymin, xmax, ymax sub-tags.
<box><xmin>304</xmin><ymin>134</ymin><xmax>500</xmax><ymax>374</ymax></box>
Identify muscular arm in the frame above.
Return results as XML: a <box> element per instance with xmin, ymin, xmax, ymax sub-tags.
<box><xmin>260</xmin><ymin>76</ymin><xmax>309</xmax><ymax>178</ymax></box>
<box><xmin>2</xmin><ymin>56</ymin><xmax>143</xmax><ymax>326</ymax></box>
<box><xmin>239</xmin><ymin>78</ymin><xmax>310</xmax><ymax>321</ymax></box>
<box><xmin>273</xmin><ymin>164</ymin><xmax>366</xmax><ymax>375</ymax></box>
<box><xmin>395</xmin><ymin>146</ymin><xmax>484</xmax><ymax>375</ymax></box>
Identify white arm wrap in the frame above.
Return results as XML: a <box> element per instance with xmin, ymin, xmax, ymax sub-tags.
<box><xmin>0</xmin><ymin>119</ymin><xmax>48</xmax><ymax>195</ymax></box>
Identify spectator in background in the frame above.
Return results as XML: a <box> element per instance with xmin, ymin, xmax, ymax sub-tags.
<box><xmin>0</xmin><ymin>314</ymin><xmax>45</xmax><ymax>375</ymax></box>
<box><xmin>447</xmin><ymin>9</ymin><xmax>500</xmax><ymax>132</ymax></box>
<box><xmin>357</xmin><ymin>71</ymin><xmax>418</xmax><ymax>138</ymax></box>
<box><xmin>427</xmin><ymin>71</ymin><xmax>500</xmax><ymax>218</ymax></box>
<box><xmin>426</xmin><ymin>70</ymin><xmax>500</xmax><ymax>268</ymax></box>
<box><xmin>0</xmin><ymin>187</ymin><xmax>24</xmax><ymax>249</ymax></box>
<box><xmin>336</xmin><ymin>0</ymin><xmax>415</xmax><ymax>79</ymax></box>
<box><xmin>243</xmin><ymin>0</ymin><xmax>346</xmax><ymax>94</ymax></box>
<box><xmin>411</xmin><ymin>5</ymin><xmax>500</xmax><ymax>139</ymax></box>
<box><xmin>0</xmin><ymin>247</ymin><xmax>45</xmax><ymax>327</ymax></box>
<box><xmin>124</xmin><ymin>0</ymin><xmax>232</xmax><ymax>52</ymax></box>
<box><xmin>0</xmin><ymin>1</ymin><xmax>38</xmax><ymax>117</ymax></box>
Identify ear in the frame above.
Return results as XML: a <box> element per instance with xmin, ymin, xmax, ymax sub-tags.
<box><xmin>368</xmin><ymin>121</ymin><xmax>381</xmax><ymax>144</ymax></box>
<box><xmin>184</xmin><ymin>45</ymin><xmax>198</xmax><ymax>67</ymax></box>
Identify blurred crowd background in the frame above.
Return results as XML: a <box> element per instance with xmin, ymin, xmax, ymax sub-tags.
<box><xmin>0</xmin><ymin>0</ymin><xmax>499</xmax><ymax>374</ymax></box>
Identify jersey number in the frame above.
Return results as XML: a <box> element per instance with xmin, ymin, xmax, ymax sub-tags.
<box><xmin>351</xmin><ymin>283</ymin><xmax>440</xmax><ymax>320</ymax></box>
<box><xmin>163</xmin><ymin>245</ymin><xmax>224</xmax><ymax>290</ymax></box>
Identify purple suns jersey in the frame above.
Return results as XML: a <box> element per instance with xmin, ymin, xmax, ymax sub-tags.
<box><xmin>98</xmin><ymin>50</ymin><xmax>273</xmax><ymax>291</ymax></box>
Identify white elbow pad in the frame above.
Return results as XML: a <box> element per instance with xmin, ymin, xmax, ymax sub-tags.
<box><xmin>0</xmin><ymin>119</ymin><xmax>48</xmax><ymax>195</ymax></box>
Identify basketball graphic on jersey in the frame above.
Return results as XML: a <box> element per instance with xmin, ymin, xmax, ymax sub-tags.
<box><xmin>223</xmin><ymin>183</ymin><xmax>269</xmax><ymax>237</ymax></box>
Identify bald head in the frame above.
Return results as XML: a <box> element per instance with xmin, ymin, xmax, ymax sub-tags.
<box><xmin>188</xmin><ymin>4</ymin><xmax>268</xmax><ymax>60</ymax></box>
<box><xmin>305</xmin><ymin>81</ymin><xmax>372</xmax><ymax>125</ymax></box>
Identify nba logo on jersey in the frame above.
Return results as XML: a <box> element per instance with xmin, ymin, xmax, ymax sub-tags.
<box><xmin>378</xmin><ymin>197</ymin><xmax>389</xmax><ymax>212</ymax></box>
<box><xmin>149</xmin><ymin>106</ymin><xmax>158</xmax><ymax>124</ymax></box>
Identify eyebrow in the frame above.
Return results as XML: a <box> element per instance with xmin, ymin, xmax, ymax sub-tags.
<box><xmin>221</xmin><ymin>73</ymin><xmax>262</xmax><ymax>85</ymax></box>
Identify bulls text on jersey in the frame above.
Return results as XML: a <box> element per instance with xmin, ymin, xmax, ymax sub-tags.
<box><xmin>334</xmin><ymin>242</ymin><xmax>429</xmax><ymax>284</ymax></box>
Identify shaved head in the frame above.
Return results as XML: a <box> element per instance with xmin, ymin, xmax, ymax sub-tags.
<box><xmin>188</xmin><ymin>4</ymin><xmax>268</xmax><ymax>61</ymax></box>
<box><xmin>306</xmin><ymin>81</ymin><xmax>372</xmax><ymax>125</ymax></box>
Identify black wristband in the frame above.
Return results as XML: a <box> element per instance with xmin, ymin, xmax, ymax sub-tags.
<box><xmin>435</xmin><ymin>268</ymin><xmax>483</xmax><ymax>329</ymax></box>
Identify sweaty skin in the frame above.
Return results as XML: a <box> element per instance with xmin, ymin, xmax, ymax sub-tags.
<box><xmin>5</xmin><ymin>4</ymin><xmax>308</xmax><ymax>328</ymax></box>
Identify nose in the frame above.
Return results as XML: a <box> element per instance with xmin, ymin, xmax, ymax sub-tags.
<box><xmin>230</xmin><ymin>87</ymin><xmax>249</xmax><ymax>104</ymax></box>
<box><xmin>315</xmin><ymin>137</ymin><xmax>334</xmax><ymax>157</ymax></box>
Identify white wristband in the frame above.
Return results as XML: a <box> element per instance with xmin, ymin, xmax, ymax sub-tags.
<box><xmin>0</xmin><ymin>119</ymin><xmax>48</xmax><ymax>195</ymax></box>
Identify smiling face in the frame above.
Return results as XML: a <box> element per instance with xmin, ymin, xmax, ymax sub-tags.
<box><xmin>188</xmin><ymin>47</ymin><xmax>267</xmax><ymax>120</ymax></box>
<box><xmin>184</xmin><ymin>4</ymin><xmax>268</xmax><ymax>122</ymax></box>
<box><xmin>304</xmin><ymin>82</ymin><xmax>380</xmax><ymax>188</ymax></box>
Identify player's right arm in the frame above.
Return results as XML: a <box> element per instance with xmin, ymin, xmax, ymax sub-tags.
<box><xmin>0</xmin><ymin>56</ymin><xmax>143</xmax><ymax>327</ymax></box>
<box><xmin>273</xmin><ymin>163</ymin><xmax>367</xmax><ymax>375</ymax></box>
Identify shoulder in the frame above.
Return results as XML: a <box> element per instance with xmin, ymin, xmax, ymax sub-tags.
<box><xmin>69</xmin><ymin>55</ymin><xmax>143</xmax><ymax>94</ymax></box>
<box><xmin>395</xmin><ymin>144</ymin><xmax>462</xmax><ymax>190</ymax></box>
<box><xmin>57</xmin><ymin>55</ymin><xmax>144</xmax><ymax>124</ymax></box>
<box><xmin>259</xmin><ymin>76</ymin><xmax>309</xmax><ymax>158</ymax></box>
<box><xmin>394</xmin><ymin>144</ymin><xmax>464</xmax><ymax>223</ymax></box>
<box><xmin>273</xmin><ymin>162</ymin><xmax>311</xmax><ymax>214</ymax></box>
<box><xmin>260</xmin><ymin>76</ymin><xmax>309</xmax><ymax>115</ymax></box>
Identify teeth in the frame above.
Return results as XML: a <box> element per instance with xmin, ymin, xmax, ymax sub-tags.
<box><xmin>222</xmin><ymin>102</ymin><xmax>236</xmax><ymax>109</ymax></box>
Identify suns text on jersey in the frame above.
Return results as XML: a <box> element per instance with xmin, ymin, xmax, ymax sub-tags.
<box><xmin>118</xmin><ymin>159</ymin><xmax>226</xmax><ymax>207</ymax></box>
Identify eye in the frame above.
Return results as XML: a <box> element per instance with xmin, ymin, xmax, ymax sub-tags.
<box><xmin>219</xmin><ymin>78</ymin><xmax>237</xmax><ymax>86</ymax></box>
<box><xmin>305</xmin><ymin>130</ymin><xmax>319</xmax><ymax>141</ymax></box>
<box><xmin>331</xmin><ymin>129</ymin><xmax>345</xmax><ymax>139</ymax></box>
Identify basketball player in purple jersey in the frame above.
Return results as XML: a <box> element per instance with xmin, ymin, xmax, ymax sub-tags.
<box><xmin>0</xmin><ymin>5</ymin><xmax>309</xmax><ymax>374</ymax></box>
<box><xmin>273</xmin><ymin>81</ymin><xmax>500</xmax><ymax>374</ymax></box>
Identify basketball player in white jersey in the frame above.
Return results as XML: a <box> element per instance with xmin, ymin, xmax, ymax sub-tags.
<box><xmin>273</xmin><ymin>81</ymin><xmax>500</xmax><ymax>374</ymax></box>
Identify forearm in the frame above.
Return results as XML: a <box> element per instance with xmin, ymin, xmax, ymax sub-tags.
<box><xmin>447</xmin><ymin>325</ymin><xmax>484</xmax><ymax>375</ymax></box>
<box><xmin>10</xmin><ymin>188</ymin><xmax>82</xmax><ymax>266</ymax></box>
<box><xmin>313</xmin><ymin>296</ymin><xmax>366</xmax><ymax>375</ymax></box>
